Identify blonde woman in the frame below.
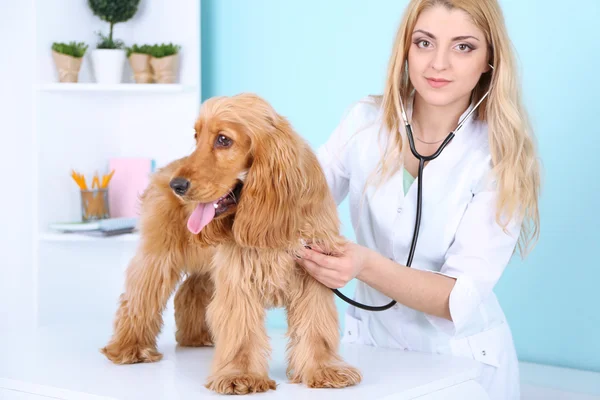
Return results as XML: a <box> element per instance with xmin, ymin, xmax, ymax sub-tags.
<box><xmin>297</xmin><ymin>0</ymin><xmax>541</xmax><ymax>398</ymax></box>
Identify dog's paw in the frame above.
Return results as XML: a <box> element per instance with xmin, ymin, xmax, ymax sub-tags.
<box><xmin>176</xmin><ymin>330</ymin><xmax>214</xmax><ymax>347</ymax></box>
<box><xmin>305</xmin><ymin>364</ymin><xmax>362</xmax><ymax>388</ymax></box>
<box><xmin>100</xmin><ymin>342</ymin><xmax>163</xmax><ymax>365</ymax></box>
<box><xmin>205</xmin><ymin>373</ymin><xmax>277</xmax><ymax>395</ymax></box>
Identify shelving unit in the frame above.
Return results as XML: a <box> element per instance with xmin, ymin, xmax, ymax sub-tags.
<box><xmin>32</xmin><ymin>0</ymin><xmax>201</xmax><ymax>328</ymax></box>
<box><xmin>37</xmin><ymin>83</ymin><xmax>198</xmax><ymax>93</ymax></box>
<box><xmin>39</xmin><ymin>232</ymin><xmax>141</xmax><ymax>242</ymax></box>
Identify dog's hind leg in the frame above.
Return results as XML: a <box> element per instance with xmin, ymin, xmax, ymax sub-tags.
<box><xmin>100</xmin><ymin>250</ymin><xmax>181</xmax><ymax>364</ymax></box>
<box><xmin>174</xmin><ymin>273</ymin><xmax>214</xmax><ymax>347</ymax></box>
<box><xmin>285</xmin><ymin>268</ymin><xmax>362</xmax><ymax>388</ymax></box>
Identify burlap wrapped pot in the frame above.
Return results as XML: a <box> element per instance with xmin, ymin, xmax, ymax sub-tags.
<box><xmin>150</xmin><ymin>54</ymin><xmax>179</xmax><ymax>83</ymax></box>
<box><xmin>52</xmin><ymin>50</ymin><xmax>83</xmax><ymax>83</ymax></box>
<box><xmin>128</xmin><ymin>53</ymin><xmax>153</xmax><ymax>83</ymax></box>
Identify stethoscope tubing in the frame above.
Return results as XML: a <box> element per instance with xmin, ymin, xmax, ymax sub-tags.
<box><xmin>331</xmin><ymin>126</ymin><xmax>453</xmax><ymax>312</ymax></box>
<box><xmin>331</xmin><ymin>88</ymin><xmax>491</xmax><ymax>312</ymax></box>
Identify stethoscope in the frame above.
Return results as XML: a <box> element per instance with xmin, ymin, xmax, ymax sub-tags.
<box><xmin>332</xmin><ymin>65</ymin><xmax>494</xmax><ymax>312</ymax></box>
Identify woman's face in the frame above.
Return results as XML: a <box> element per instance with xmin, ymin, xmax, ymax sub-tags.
<box><xmin>407</xmin><ymin>5</ymin><xmax>490</xmax><ymax>107</ymax></box>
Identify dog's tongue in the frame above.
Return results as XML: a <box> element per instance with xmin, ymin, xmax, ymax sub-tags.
<box><xmin>187</xmin><ymin>202</ymin><xmax>216</xmax><ymax>234</ymax></box>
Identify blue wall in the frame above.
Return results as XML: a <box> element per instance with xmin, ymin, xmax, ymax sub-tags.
<box><xmin>201</xmin><ymin>0</ymin><xmax>600</xmax><ymax>372</ymax></box>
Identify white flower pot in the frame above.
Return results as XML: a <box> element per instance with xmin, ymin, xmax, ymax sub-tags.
<box><xmin>91</xmin><ymin>49</ymin><xmax>126</xmax><ymax>84</ymax></box>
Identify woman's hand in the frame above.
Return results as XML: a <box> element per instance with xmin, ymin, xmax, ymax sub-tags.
<box><xmin>297</xmin><ymin>241</ymin><xmax>374</xmax><ymax>289</ymax></box>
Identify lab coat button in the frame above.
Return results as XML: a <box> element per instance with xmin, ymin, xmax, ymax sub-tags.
<box><xmin>397</xmin><ymin>207</ymin><xmax>402</xmax><ymax>213</ymax></box>
<box><xmin>482</xmin><ymin>350</ymin><xmax>486</xmax><ymax>356</ymax></box>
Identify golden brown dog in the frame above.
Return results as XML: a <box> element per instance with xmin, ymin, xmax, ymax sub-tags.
<box><xmin>101</xmin><ymin>93</ymin><xmax>362</xmax><ymax>394</ymax></box>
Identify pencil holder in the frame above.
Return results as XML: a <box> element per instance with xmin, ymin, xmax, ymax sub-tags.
<box><xmin>80</xmin><ymin>189</ymin><xmax>110</xmax><ymax>222</ymax></box>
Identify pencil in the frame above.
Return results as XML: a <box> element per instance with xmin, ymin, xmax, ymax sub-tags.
<box><xmin>102</xmin><ymin>170</ymin><xmax>115</xmax><ymax>189</ymax></box>
<box><xmin>71</xmin><ymin>170</ymin><xmax>87</xmax><ymax>190</ymax></box>
<box><xmin>92</xmin><ymin>174</ymin><xmax>100</xmax><ymax>189</ymax></box>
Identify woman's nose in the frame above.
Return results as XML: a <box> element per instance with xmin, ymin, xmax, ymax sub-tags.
<box><xmin>430</xmin><ymin>49</ymin><xmax>450</xmax><ymax>71</ymax></box>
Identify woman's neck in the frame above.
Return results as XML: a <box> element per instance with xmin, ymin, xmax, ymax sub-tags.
<box><xmin>410</xmin><ymin>92</ymin><xmax>471</xmax><ymax>143</ymax></box>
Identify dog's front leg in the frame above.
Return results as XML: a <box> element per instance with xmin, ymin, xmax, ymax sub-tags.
<box><xmin>101</xmin><ymin>250</ymin><xmax>181</xmax><ymax>364</ymax></box>
<box><xmin>286</xmin><ymin>268</ymin><xmax>362</xmax><ymax>388</ymax></box>
<box><xmin>204</xmin><ymin>252</ymin><xmax>276</xmax><ymax>395</ymax></box>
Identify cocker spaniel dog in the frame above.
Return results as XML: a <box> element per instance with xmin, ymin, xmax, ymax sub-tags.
<box><xmin>101</xmin><ymin>93</ymin><xmax>362</xmax><ymax>394</ymax></box>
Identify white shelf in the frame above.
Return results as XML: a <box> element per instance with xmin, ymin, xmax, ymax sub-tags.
<box><xmin>37</xmin><ymin>83</ymin><xmax>197</xmax><ymax>93</ymax></box>
<box><xmin>40</xmin><ymin>231</ymin><xmax>140</xmax><ymax>242</ymax></box>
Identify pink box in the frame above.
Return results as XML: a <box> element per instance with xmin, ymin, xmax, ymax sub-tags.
<box><xmin>107</xmin><ymin>158</ymin><xmax>155</xmax><ymax>218</ymax></box>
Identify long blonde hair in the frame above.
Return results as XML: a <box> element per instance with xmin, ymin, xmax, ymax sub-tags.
<box><xmin>374</xmin><ymin>0</ymin><xmax>541</xmax><ymax>257</ymax></box>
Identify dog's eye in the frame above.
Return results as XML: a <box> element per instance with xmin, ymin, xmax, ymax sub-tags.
<box><xmin>215</xmin><ymin>134</ymin><xmax>233</xmax><ymax>149</ymax></box>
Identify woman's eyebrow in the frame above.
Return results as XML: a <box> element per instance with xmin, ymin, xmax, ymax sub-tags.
<box><xmin>412</xmin><ymin>29</ymin><xmax>480</xmax><ymax>42</ymax></box>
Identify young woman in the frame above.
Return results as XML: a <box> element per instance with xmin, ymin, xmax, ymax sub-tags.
<box><xmin>297</xmin><ymin>0</ymin><xmax>541</xmax><ymax>398</ymax></box>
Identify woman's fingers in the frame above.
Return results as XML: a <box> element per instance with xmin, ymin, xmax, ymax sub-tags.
<box><xmin>300</xmin><ymin>248</ymin><xmax>336</xmax><ymax>269</ymax></box>
<box><xmin>297</xmin><ymin>256</ymin><xmax>347</xmax><ymax>289</ymax></box>
<box><xmin>299</xmin><ymin>258</ymin><xmax>320</xmax><ymax>278</ymax></box>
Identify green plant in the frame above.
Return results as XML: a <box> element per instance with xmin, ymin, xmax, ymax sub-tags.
<box><xmin>149</xmin><ymin>43</ymin><xmax>181</xmax><ymax>58</ymax></box>
<box><xmin>94</xmin><ymin>32</ymin><xmax>124</xmax><ymax>49</ymax></box>
<box><xmin>88</xmin><ymin>0</ymin><xmax>140</xmax><ymax>49</ymax></box>
<box><xmin>126</xmin><ymin>44</ymin><xmax>153</xmax><ymax>57</ymax></box>
<box><xmin>51</xmin><ymin>41</ymin><xmax>88</xmax><ymax>58</ymax></box>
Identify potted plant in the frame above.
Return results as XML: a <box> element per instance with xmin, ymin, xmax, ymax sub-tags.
<box><xmin>126</xmin><ymin>44</ymin><xmax>153</xmax><ymax>83</ymax></box>
<box><xmin>88</xmin><ymin>0</ymin><xmax>140</xmax><ymax>84</ymax></box>
<box><xmin>149</xmin><ymin>43</ymin><xmax>181</xmax><ymax>83</ymax></box>
<box><xmin>51</xmin><ymin>41</ymin><xmax>88</xmax><ymax>83</ymax></box>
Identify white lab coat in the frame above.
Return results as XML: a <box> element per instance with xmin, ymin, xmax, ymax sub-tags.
<box><xmin>316</xmin><ymin>96</ymin><xmax>521</xmax><ymax>400</ymax></box>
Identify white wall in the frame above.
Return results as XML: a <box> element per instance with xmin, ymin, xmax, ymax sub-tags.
<box><xmin>0</xmin><ymin>0</ymin><xmax>200</xmax><ymax>331</ymax></box>
<box><xmin>0</xmin><ymin>0</ymin><xmax>36</xmax><ymax>331</ymax></box>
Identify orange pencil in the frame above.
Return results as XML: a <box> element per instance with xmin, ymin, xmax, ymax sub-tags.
<box><xmin>102</xmin><ymin>169</ymin><xmax>115</xmax><ymax>188</ymax></box>
<box><xmin>71</xmin><ymin>170</ymin><xmax>87</xmax><ymax>190</ymax></box>
<box><xmin>92</xmin><ymin>173</ymin><xmax>100</xmax><ymax>189</ymax></box>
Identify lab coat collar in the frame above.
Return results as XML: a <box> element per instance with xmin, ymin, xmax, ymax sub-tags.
<box><xmin>396</xmin><ymin>92</ymin><xmax>480</xmax><ymax>203</ymax></box>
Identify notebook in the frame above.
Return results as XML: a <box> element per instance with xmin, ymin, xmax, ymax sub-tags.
<box><xmin>107</xmin><ymin>158</ymin><xmax>155</xmax><ymax>218</ymax></box>
<box><xmin>49</xmin><ymin>217</ymin><xmax>138</xmax><ymax>236</ymax></box>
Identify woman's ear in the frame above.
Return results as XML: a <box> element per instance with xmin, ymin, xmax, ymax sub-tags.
<box><xmin>232</xmin><ymin>116</ymin><xmax>304</xmax><ymax>249</ymax></box>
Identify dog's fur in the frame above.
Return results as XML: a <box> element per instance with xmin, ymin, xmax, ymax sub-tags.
<box><xmin>101</xmin><ymin>93</ymin><xmax>362</xmax><ymax>394</ymax></box>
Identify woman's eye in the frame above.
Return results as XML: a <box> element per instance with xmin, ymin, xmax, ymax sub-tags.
<box><xmin>215</xmin><ymin>134</ymin><xmax>233</xmax><ymax>148</ymax></box>
<box><xmin>417</xmin><ymin>40</ymin><xmax>431</xmax><ymax>48</ymax></box>
<box><xmin>456</xmin><ymin>43</ymin><xmax>473</xmax><ymax>52</ymax></box>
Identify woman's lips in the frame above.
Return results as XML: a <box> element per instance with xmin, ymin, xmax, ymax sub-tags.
<box><xmin>426</xmin><ymin>77</ymin><xmax>451</xmax><ymax>88</ymax></box>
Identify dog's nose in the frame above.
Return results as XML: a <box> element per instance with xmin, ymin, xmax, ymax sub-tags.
<box><xmin>170</xmin><ymin>177</ymin><xmax>190</xmax><ymax>196</ymax></box>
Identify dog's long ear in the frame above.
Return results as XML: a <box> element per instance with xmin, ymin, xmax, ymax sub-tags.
<box><xmin>233</xmin><ymin>115</ymin><xmax>304</xmax><ymax>249</ymax></box>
